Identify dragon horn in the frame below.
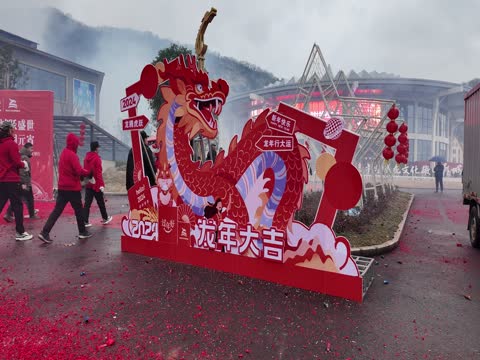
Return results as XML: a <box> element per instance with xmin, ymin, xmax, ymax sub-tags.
<box><xmin>186</xmin><ymin>55</ymin><xmax>199</xmax><ymax>74</ymax></box>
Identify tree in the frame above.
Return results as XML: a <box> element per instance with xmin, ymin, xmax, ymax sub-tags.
<box><xmin>149</xmin><ymin>44</ymin><xmax>192</xmax><ymax>124</ymax></box>
<box><xmin>0</xmin><ymin>45</ymin><xmax>26</xmax><ymax>89</ymax></box>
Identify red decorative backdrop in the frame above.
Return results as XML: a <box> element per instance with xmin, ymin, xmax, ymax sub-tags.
<box><xmin>0</xmin><ymin>90</ymin><xmax>54</xmax><ymax>200</ymax></box>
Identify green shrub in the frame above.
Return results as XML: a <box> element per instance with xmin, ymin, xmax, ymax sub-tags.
<box><xmin>292</xmin><ymin>185</ymin><xmax>399</xmax><ymax>236</ymax></box>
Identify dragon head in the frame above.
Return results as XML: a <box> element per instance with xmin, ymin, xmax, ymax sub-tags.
<box><xmin>156</xmin><ymin>55</ymin><xmax>229</xmax><ymax>139</ymax></box>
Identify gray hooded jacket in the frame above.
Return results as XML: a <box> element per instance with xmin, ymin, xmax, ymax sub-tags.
<box><xmin>19</xmin><ymin>146</ymin><xmax>31</xmax><ymax>186</ymax></box>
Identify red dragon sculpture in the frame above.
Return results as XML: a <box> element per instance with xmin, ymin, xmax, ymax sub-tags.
<box><xmin>122</xmin><ymin>54</ymin><xmax>362</xmax><ymax>280</ymax></box>
<box><xmin>154</xmin><ymin>55</ymin><xmax>310</xmax><ymax>243</ymax></box>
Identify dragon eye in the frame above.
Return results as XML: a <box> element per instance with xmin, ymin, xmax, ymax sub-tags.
<box><xmin>195</xmin><ymin>84</ymin><xmax>203</xmax><ymax>93</ymax></box>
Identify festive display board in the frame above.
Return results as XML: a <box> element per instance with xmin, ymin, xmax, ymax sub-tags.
<box><xmin>121</xmin><ymin>56</ymin><xmax>366</xmax><ymax>301</ymax></box>
<box><xmin>0</xmin><ymin>90</ymin><xmax>54</xmax><ymax>200</ymax></box>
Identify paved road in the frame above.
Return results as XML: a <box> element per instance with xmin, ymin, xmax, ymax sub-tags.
<box><xmin>0</xmin><ymin>190</ymin><xmax>478</xmax><ymax>359</ymax></box>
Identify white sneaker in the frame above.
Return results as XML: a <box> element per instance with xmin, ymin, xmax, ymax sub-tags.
<box><xmin>16</xmin><ymin>232</ymin><xmax>33</xmax><ymax>241</ymax></box>
<box><xmin>102</xmin><ymin>216</ymin><xmax>113</xmax><ymax>225</ymax></box>
<box><xmin>78</xmin><ymin>231</ymin><xmax>93</xmax><ymax>239</ymax></box>
<box><xmin>85</xmin><ymin>223</ymin><xmax>92</xmax><ymax>228</ymax></box>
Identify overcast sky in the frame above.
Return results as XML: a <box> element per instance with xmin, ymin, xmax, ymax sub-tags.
<box><xmin>2</xmin><ymin>0</ymin><xmax>480</xmax><ymax>83</ymax></box>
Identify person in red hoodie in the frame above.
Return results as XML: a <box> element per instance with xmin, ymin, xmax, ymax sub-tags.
<box><xmin>0</xmin><ymin>121</ymin><xmax>33</xmax><ymax>241</ymax></box>
<box><xmin>83</xmin><ymin>141</ymin><xmax>112</xmax><ymax>227</ymax></box>
<box><xmin>38</xmin><ymin>133</ymin><xmax>92</xmax><ymax>243</ymax></box>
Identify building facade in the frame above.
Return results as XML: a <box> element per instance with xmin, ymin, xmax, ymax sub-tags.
<box><xmin>221</xmin><ymin>75</ymin><xmax>470</xmax><ymax>164</ymax></box>
<box><xmin>0</xmin><ymin>29</ymin><xmax>104</xmax><ymax>124</ymax></box>
<box><xmin>0</xmin><ymin>29</ymin><xmax>130</xmax><ymax>162</ymax></box>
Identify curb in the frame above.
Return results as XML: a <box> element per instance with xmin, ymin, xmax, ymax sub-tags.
<box><xmin>351</xmin><ymin>193</ymin><xmax>415</xmax><ymax>257</ymax></box>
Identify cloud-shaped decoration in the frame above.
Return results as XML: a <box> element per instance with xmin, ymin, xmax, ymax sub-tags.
<box><xmin>284</xmin><ymin>222</ymin><xmax>359</xmax><ymax>277</ymax></box>
<box><xmin>122</xmin><ymin>213</ymin><xmax>132</xmax><ymax>237</ymax></box>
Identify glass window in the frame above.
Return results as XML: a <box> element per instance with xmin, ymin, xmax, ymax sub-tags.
<box><xmin>438</xmin><ymin>142</ymin><xmax>447</xmax><ymax>158</ymax></box>
<box><xmin>399</xmin><ymin>102</ymin><xmax>415</xmax><ymax>132</ymax></box>
<box><xmin>417</xmin><ymin>140</ymin><xmax>432</xmax><ymax>161</ymax></box>
<box><xmin>437</xmin><ymin>112</ymin><xmax>447</xmax><ymax>137</ymax></box>
<box><xmin>17</xmin><ymin>64</ymin><xmax>66</xmax><ymax>102</ymax></box>
<box><xmin>407</xmin><ymin>104</ymin><xmax>415</xmax><ymax>132</ymax></box>
<box><xmin>408</xmin><ymin>139</ymin><xmax>415</xmax><ymax>161</ymax></box>
<box><xmin>418</xmin><ymin>105</ymin><xmax>433</xmax><ymax>135</ymax></box>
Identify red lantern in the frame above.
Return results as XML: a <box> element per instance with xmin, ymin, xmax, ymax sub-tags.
<box><xmin>386</xmin><ymin>120</ymin><xmax>398</xmax><ymax>133</ymax></box>
<box><xmin>384</xmin><ymin>134</ymin><xmax>396</xmax><ymax>147</ymax></box>
<box><xmin>399</xmin><ymin>122</ymin><xmax>408</xmax><ymax>133</ymax></box>
<box><xmin>387</xmin><ymin>105</ymin><xmax>399</xmax><ymax>120</ymax></box>
<box><xmin>398</xmin><ymin>133</ymin><xmax>408</xmax><ymax>144</ymax></box>
<box><xmin>383</xmin><ymin>147</ymin><xmax>394</xmax><ymax>160</ymax></box>
<box><xmin>397</xmin><ymin>143</ymin><xmax>407</xmax><ymax>154</ymax></box>
<box><xmin>80</xmin><ymin>122</ymin><xmax>86</xmax><ymax>130</ymax></box>
<box><xmin>395</xmin><ymin>153</ymin><xmax>406</xmax><ymax>164</ymax></box>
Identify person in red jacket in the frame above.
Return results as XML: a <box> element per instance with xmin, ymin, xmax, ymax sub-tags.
<box><xmin>0</xmin><ymin>121</ymin><xmax>33</xmax><ymax>241</ymax></box>
<box><xmin>38</xmin><ymin>133</ymin><xmax>92</xmax><ymax>243</ymax></box>
<box><xmin>83</xmin><ymin>141</ymin><xmax>112</xmax><ymax>227</ymax></box>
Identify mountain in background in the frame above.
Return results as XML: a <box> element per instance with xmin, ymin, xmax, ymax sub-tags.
<box><xmin>43</xmin><ymin>8</ymin><xmax>279</xmax><ymax>95</ymax></box>
<box><xmin>28</xmin><ymin>7</ymin><xmax>279</xmax><ymax>141</ymax></box>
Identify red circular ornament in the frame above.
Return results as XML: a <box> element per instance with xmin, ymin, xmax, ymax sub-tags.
<box><xmin>387</xmin><ymin>105</ymin><xmax>400</xmax><ymax>120</ymax></box>
<box><xmin>324</xmin><ymin>162</ymin><xmax>363</xmax><ymax>210</ymax></box>
<box><xmin>398</xmin><ymin>133</ymin><xmax>408</xmax><ymax>144</ymax></box>
<box><xmin>397</xmin><ymin>143</ymin><xmax>407</xmax><ymax>154</ymax></box>
<box><xmin>395</xmin><ymin>153</ymin><xmax>406</xmax><ymax>164</ymax></box>
<box><xmin>386</xmin><ymin>120</ymin><xmax>398</xmax><ymax>133</ymax></box>
<box><xmin>140</xmin><ymin>64</ymin><xmax>160</xmax><ymax>99</ymax></box>
<box><xmin>384</xmin><ymin>134</ymin><xmax>396</xmax><ymax>147</ymax></box>
<box><xmin>399</xmin><ymin>122</ymin><xmax>408</xmax><ymax>133</ymax></box>
<box><xmin>383</xmin><ymin>147</ymin><xmax>394</xmax><ymax>160</ymax></box>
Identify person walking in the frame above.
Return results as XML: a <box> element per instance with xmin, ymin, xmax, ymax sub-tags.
<box><xmin>126</xmin><ymin>130</ymin><xmax>156</xmax><ymax>190</ymax></box>
<box><xmin>0</xmin><ymin>121</ymin><xmax>33</xmax><ymax>241</ymax></box>
<box><xmin>83</xmin><ymin>141</ymin><xmax>112</xmax><ymax>227</ymax></box>
<box><xmin>38</xmin><ymin>133</ymin><xmax>92</xmax><ymax>244</ymax></box>
<box><xmin>4</xmin><ymin>142</ymin><xmax>39</xmax><ymax>222</ymax></box>
<box><xmin>434</xmin><ymin>161</ymin><xmax>444</xmax><ymax>193</ymax></box>
<box><xmin>206</xmin><ymin>143</ymin><xmax>217</xmax><ymax>163</ymax></box>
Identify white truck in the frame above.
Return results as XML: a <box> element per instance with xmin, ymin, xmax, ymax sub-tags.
<box><xmin>463</xmin><ymin>83</ymin><xmax>480</xmax><ymax>248</ymax></box>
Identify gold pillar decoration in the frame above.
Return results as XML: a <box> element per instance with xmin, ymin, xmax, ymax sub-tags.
<box><xmin>195</xmin><ymin>7</ymin><xmax>217</xmax><ymax>72</ymax></box>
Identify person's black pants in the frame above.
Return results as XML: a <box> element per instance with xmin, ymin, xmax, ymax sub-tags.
<box><xmin>42</xmin><ymin>190</ymin><xmax>85</xmax><ymax>235</ymax></box>
<box><xmin>6</xmin><ymin>186</ymin><xmax>35</xmax><ymax>217</ymax></box>
<box><xmin>435</xmin><ymin>177</ymin><xmax>444</xmax><ymax>192</ymax></box>
<box><xmin>84</xmin><ymin>188</ymin><xmax>108</xmax><ymax>222</ymax></box>
<box><xmin>0</xmin><ymin>182</ymin><xmax>25</xmax><ymax>234</ymax></box>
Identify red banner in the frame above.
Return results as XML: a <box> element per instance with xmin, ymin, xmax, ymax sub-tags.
<box><xmin>0</xmin><ymin>90</ymin><xmax>54</xmax><ymax>200</ymax></box>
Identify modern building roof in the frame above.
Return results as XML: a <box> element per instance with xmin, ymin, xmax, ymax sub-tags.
<box><xmin>229</xmin><ymin>77</ymin><xmax>466</xmax><ymax>103</ymax></box>
<box><xmin>0</xmin><ymin>29</ymin><xmax>104</xmax><ymax>77</ymax></box>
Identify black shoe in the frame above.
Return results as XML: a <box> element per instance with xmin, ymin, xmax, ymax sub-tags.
<box><xmin>78</xmin><ymin>231</ymin><xmax>93</xmax><ymax>239</ymax></box>
<box><xmin>3</xmin><ymin>214</ymin><xmax>13</xmax><ymax>223</ymax></box>
<box><xmin>38</xmin><ymin>232</ymin><xmax>52</xmax><ymax>244</ymax></box>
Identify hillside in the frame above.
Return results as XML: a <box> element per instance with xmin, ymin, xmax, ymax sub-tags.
<box><xmin>43</xmin><ymin>8</ymin><xmax>279</xmax><ymax>95</ymax></box>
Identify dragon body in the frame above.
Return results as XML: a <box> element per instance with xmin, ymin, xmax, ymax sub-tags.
<box><xmin>155</xmin><ymin>55</ymin><xmax>309</xmax><ymax>240</ymax></box>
